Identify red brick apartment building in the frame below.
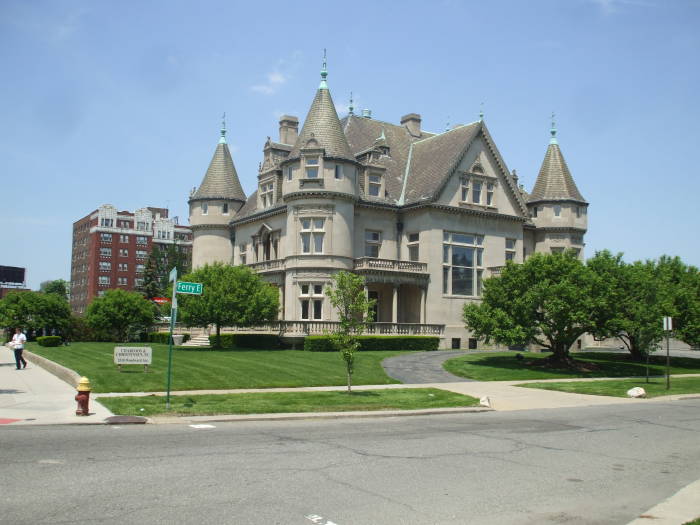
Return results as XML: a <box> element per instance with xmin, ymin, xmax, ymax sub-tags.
<box><xmin>70</xmin><ymin>204</ymin><xmax>192</xmax><ymax>314</ymax></box>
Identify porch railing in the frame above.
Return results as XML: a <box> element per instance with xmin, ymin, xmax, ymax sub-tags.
<box><xmin>219</xmin><ymin>321</ymin><xmax>444</xmax><ymax>336</ymax></box>
<box><xmin>354</xmin><ymin>257</ymin><xmax>428</xmax><ymax>273</ymax></box>
<box><xmin>247</xmin><ymin>259</ymin><xmax>285</xmax><ymax>272</ymax></box>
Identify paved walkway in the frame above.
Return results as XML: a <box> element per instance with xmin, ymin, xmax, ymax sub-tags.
<box><xmin>382</xmin><ymin>350</ymin><xmax>474</xmax><ymax>383</ymax></box>
<box><xmin>0</xmin><ymin>346</ymin><xmax>112</xmax><ymax>425</ymax></box>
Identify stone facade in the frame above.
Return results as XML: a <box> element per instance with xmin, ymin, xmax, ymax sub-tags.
<box><xmin>188</xmin><ymin>67</ymin><xmax>587</xmax><ymax>348</ymax></box>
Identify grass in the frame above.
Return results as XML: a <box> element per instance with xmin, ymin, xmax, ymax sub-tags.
<box><xmin>27</xmin><ymin>342</ymin><xmax>402</xmax><ymax>393</ymax></box>
<box><xmin>518</xmin><ymin>377</ymin><xmax>700</xmax><ymax>398</ymax></box>
<box><xmin>443</xmin><ymin>351</ymin><xmax>700</xmax><ymax>382</ymax></box>
<box><xmin>97</xmin><ymin>388</ymin><xmax>480</xmax><ymax>416</ymax></box>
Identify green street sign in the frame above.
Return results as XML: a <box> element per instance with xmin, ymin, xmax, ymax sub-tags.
<box><xmin>176</xmin><ymin>281</ymin><xmax>203</xmax><ymax>295</ymax></box>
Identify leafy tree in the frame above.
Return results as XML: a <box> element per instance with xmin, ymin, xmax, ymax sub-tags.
<box><xmin>0</xmin><ymin>291</ymin><xmax>71</xmax><ymax>339</ymax></box>
<box><xmin>463</xmin><ymin>252</ymin><xmax>594</xmax><ymax>363</ymax></box>
<box><xmin>325</xmin><ymin>271</ymin><xmax>375</xmax><ymax>392</ymax></box>
<box><xmin>39</xmin><ymin>279</ymin><xmax>69</xmax><ymax>301</ymax></box>
<box><xmin>85</xmin><ymin>289</ymin><xmax>156</xmax><ymax>342</ymax></box>
<box><xmin>587</xmin><ymin>251</ymin><xmax>666</xmax><ymax>360</ymax></box>
<box><xmin>177</xmin><ymin>263</ymin><xmax>279</xmax><ymax>348</ymax></box>
<box><xmin>656</xmin><ymin>256</ymin><xmax>700</xmax><ymax>348</ymax></box>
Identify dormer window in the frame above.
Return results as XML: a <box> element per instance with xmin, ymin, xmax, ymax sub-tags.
<box><xmin>222</xmin><ymin>203</ymin><xmax>229</xmax><ymax>215</ymax></box>
<box><xmin>554</xmin><ymin>205</ymin><xmax>562</xmax><ymax>217</ymax></box>
<box><xmin>260</xmin><ymin>182</ymin><xmax>274</xmax><ymax>207</ymax></box>
<box><xmin>472</xmin><ymin>181</ymin><xmax>482</xmax><ymax>203</ymax></box>
<box><xmin>334</xmin><ymin>165</ymin><xmax>343</xmax><ymax>180</ymax></box>
<box><xmin>367</xmin><ymin>173</ymin><xmax>382</xmax><ymax>197</ymax></box>
<box><xmin>486</xmin><ymin>183</ymin><xmax>495</xmax><ymax>206</ymax></box>
<box><xmin>286</xmin><ymin>166</ymin><xmax>293</xmax><ymax>181</ymax></box>
<box><xmin>201</xmin><ymin>203</ymin><xmax>208</xmax><ymax>215</ymax></box>
<box><xmin>462</xmin><ymin>176</ymin><xmax>495</xmax><ymax>206</ymax></box>
<box><xmin>305</xmin><ymin>156</ymin><xmax>319</xmax><ymax>178</ymax></box>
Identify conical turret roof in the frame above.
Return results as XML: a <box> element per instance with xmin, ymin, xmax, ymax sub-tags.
<box><xmin>288</xmin><ymin>85</ymin><xmax>355</xmax><ymax>162</ymax></box>
<box><xmin>529</xmin><ymin>142</ymin><xmax>586</xmax><ymax>204</ymax></box>
<box><xmin>191</xmin><ymin>134</ymin><xmax>246</xmax><ymax>203</ymax></box>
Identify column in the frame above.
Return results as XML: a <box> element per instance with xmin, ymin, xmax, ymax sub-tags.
<box><xmin>392</xmin><ymin>285</ymin><xmax>398</xmax><ymax>324</ymax></box>
<box><xmin>420</xmin><ymin>286</ymin><xmax>427</xmax><ymax>324</ymax></box>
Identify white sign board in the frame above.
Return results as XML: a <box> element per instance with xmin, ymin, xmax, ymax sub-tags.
<box><xmin>663</xmin><ymin>316</ymin><xmax>673</xmax><ymax>331</ymax></box>
<box><xmin>114</xmin><ymin>347</ymin><xmax>152</xmax><ymax>365</ymax></box>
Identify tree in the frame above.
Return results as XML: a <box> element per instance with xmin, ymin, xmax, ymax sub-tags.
<box><xmin>656</xmin><ymin>256</ymin><xmax>700</xmax><ymax>349</ymax></box>
<box><xmin>177</xmin><ymin>263</ymin><xmax>279</xmax><ymax>348</ymax></box>
<box><xmin>39</xmin><ymin>279</ymin><xmax>69</xmax><ymax>301</ymax></box>
<box><xmin>325</xmin><ymin>271</ymin><xmax>375</xmax><ymax>392</ymax></box>
<box><xmin>0</xmin><ymin>291</ymin><xmax>71</xmax><ymax>339</ymax></box>
<box><xmin>85</xmin><ymin>289</ymin><xmax>156</xmax><ymax>342</ymax></box>
<box><xmin>140</xmin><ymin>244</ymin><xmax>191</xmax><ymax>299</ymax></box>
<box><xmin>463</xmin><ymin>252</ymin><xmax>594</xmax><ymax>363</ymax></box>
<box><xmin>587</xmin><ymin>251</ymin><xmax>666</xmax><ymax>360</ymax></box>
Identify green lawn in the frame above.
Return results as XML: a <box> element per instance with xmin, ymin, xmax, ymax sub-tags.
<box><xmin>519</xmin><ymin>377</ymin><xmax>700</xmax><ymax>398</ymax></box>
<box><xmin>98</xmin><ymin>388</ymin><xmax>479</xmax><ymax>416</ymax></box>
<box><xmin>27</xmin><ymin>342</ymin><xmax>401</xmax><ymax>393</ymax></box>
<box><xmin>443</xmin><ymin>351</ymin><xmax>700</xmax><ymax>381</ymax></box>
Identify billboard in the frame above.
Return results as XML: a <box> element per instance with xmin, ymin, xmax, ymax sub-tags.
<box><xmin>0</xmin><ymin>265</ymin><xmax>26</xmax><ymax>284</ymax></box>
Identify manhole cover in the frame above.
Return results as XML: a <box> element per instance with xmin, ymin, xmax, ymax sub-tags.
<box><xmin>104</xmin><ymin>416</ymin><xmax>148</xmax><ymax>425</ymax></box>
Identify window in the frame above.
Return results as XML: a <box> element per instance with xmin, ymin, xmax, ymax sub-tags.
<box><xmin>553</xmin><ymin>205</ymin><xmax>561</xmax><ymax>217</ymax></box>
<box><xmin>119</xmin><ymin>234</ymin><xmax>129</xmax><ymax>243</ymax></box>
<box><xmin>99</xmin><ymin>262</ymin><xmax>111</xmax><ymax>272</ymax></box>
<box><xmin>97</xmin><ymin>290</ymin><xmax>105</xmax><ymax>298</ymax></box>
<box><xmin>505</xmin><ymin>238</ymin><xmax>516</xmax><ymax>262</ymax></box>
<box><xmin>98</xmin><ymin>276</ymin><xmax>110</xmax><ymax>286</ymax></box>
<box><xmin>239</xmin><ymin>244</ymin><xmax>247</xmax><ymax>265</ymax></box>
<box><xmin>156</xmin><ymin>230</ymin><xmax>170</xmax><ymax>240</ymax></box>
<box><xmin>118</xmin><ymin>263</ymin><xmax>128</xmax><ymax>272</ymax></box>
<box><xmin>117</xmin><ymin>277</ymin><xmax>128</xmax><ymax>286</ymax></box>
<box><xmin>136</xmin><ymin>221</ymin><xmax>148</xmax><ymax>231</ymax></box>
<box><xmin>135</xmin><ymin>264</ymin><xmax>145</xmax><ymax>273</ymax></box>
<box><xmin>532</xmin><ymin>206</ymin><xmax>539</xmax><ymax>218</ymax></box>
<box><xmin>300</xmin><ymin>283</ymin><xmax>324</xmax><ymax>320</ymax></box>
<box><xmin>407</xmin><ymin>233</ymin><xmax>419</xmax><ymax>262</ymax></box>
<box><xmin>261</xmin><ymin>182</ymin><xmax>274</xmax><ymax>207</ymax></box>
<box><xmin>576</xmin><ymin>206</ymin><xmax>582</xmax><ymax>218</ymax></box>
<box><xmin>486</xmin><ymin>183</ymin><xmax>495</xmax><ymax>206</ymax></box>
<box><xmin>100</xmin><ymin>218</ymin><xmax>114</xmax><ymax>227</ymax></box>
<box><xmin>119</xmin><ymin>248</ymin><xmax>129</xmax><ymax>257</ymax></box>
<box><xmin>286</xmin><ymin>166</ymin><xmax>293</xmax><ymax>181</ymax></box>
<box><xmin>100</xmin><ymin>247</ymin><xmax>112</xmax><ymax>257</ymax></box>
<box><xmin>136</xmin><ymin>236</ymin><xmax>148</xmax><ymax>245</ymax></box>
<box><xmin>134</xmin><ymin>278</ymin><xmax>144</xmax><ymax>287</ymax></box>
<box><xmin>461</xmin><ymin>177</ymin><xmax>469</xmax><ymax>202</ymax></box>
<box><xmin>300</xmin><ymin>218</ymin><xmax>325</xmax><ymax>254</ymax></box>
<box><xmin>472</xmin><ymin>181</ymin><xmax>482</xmax><ymax>204</ymax></box>
<box><xmin>368</xmin><ymin>174</ymin><xmax>382</xmax><ymax>197</ymax></box>
<box><xmin>442</xmin><ymin>232</ymin><xmax>484</xmax><ymax>296</ymax></box>
<box><xmin>222</xmin><ymin>203</ymin><xmax>229</xmax><ymax>215</ymax></box>
<box><xmin>334</xmin><ymin>165</ymin><xmax>343</xmax><ymax>180</ymax></box>
<box><xmin>365</xmin><ymin>230</ymin><xmax>382</xmax><ymax>258</ymax></box>
<box><xmin>136</xmin><ymin>250</ymin><xmax>147</xmax><ymax>259</ymax></box>
<box><xmin>201</xmin><ymin>203</ymin><xmax>208</xmax><ymax>215</ymax></box>
<box><xmin>100</xmin><ymin>233</ymin><xmax>112</xmax><ymax>243</ymax></box>
<box><xmin>551</xmin><ymin>247</ymin><xmax>565</xmax><ymax>254</ymax></box>
<box><xmin>305</xmin><ymin>156</ymin><xmax>319</xmax><ymax>178</ymax></box>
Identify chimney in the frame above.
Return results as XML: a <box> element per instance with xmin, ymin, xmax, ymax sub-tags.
<box><xmin>279</xmin><ymin>115</ymin><xmax>299</xmax><ymax>145</ymax></box>
<box><xmin>362</xmin><ymin>108</ymin><xmax>372</xmax><ymax>119</ymax></box>
<box><xmin>401</xmin><ymin>113</ymin><xmax>421</xmax><ymax>137</ymax></box>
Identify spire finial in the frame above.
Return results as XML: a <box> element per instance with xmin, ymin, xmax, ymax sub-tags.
<box><xmin>549</xmin><ymin>112</ymin><xmax>558</xmax><ymax>145</ymax></box>
<box><xmin>445</xmin><ymin>115</ymin><xmax>451</xmax><ymax>132</ymax></box>
<box><xmin>219</xmin><ymin>112</ymin><xmax>227</xmax><ymax>144</ymax></box>
<box><xmin>348</xmin><ymin>91</ymin><xmax>354</xmax><ymax>115</ymax></box>
<box><xmin>319</xmin><ymin>48</ymin><xmax>328</xmax><ymax>89</ymax></box>
<box><xmin>479</xmin><ymin>102</ymin><xmax>484</xmax><ymax>122</ymax></box>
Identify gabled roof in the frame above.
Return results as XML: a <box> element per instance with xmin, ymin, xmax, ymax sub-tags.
<box><xmin>529</xmin><ymin>143</ymin><xmax>586</xmax><ymax>204</ymax></box>
<box><xmin>288</xmin><ymin>87</ymin><xmax>355</xmax><ymax>162</ymax></box>
<box><xmin>191</xmin><ymin>141</ymin><xmax>246</xmax><ymax>203</ymax></box>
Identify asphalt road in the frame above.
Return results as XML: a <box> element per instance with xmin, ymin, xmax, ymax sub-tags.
<box><xmin>382</xmin><ymin>350</ymin><xmax>474</xmax><ymax>383</ymax></box>
<box><xmin>2</xmin><ymin>400</ymin><xmax>700</xmax><ymax>525</ymax></box>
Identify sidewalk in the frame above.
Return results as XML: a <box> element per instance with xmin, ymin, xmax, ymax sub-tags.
<box><xmin>0</xmin><ymin>346</ymin><xmax>112</xmax><ymax>426</ymax></box>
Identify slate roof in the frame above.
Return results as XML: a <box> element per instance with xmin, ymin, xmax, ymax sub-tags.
<box><xmin>529</xmin><ymin>143</ymin><xmax>586</xmax><ymax>203</ymax></box>
<box><xmin>191</xmin><ymin>142</ymin><xmax>247</xmax><ymax>203</ymax></box>
<box><xmin>288</xmin><ymin>88</ymin><xmax>355</xmax><ymax>162</ymax></box>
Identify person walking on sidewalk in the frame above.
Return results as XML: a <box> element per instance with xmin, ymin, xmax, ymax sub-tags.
<box><xmin>11</xmin><ymin>327</ymin><xmax>27</xmax><ymax>370</ymax></box>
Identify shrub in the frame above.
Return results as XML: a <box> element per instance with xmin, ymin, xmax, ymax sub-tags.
<box><xmin>37</xmin><ymin>335</ymin><xmax>62</xmax><ymax>347</ymax></box>
<box><xmin>304</xmin><ymin>335</ymin><xmax>439</xmax><ymax>352</ymax></box>
<box><xmin>208</xmin><ymin>333</ymin><xmax>282</xmax><ymax>349</ymax></box>
<box><xmin>148</xmin><ymin>332</ymin><xmax>190</xmax><ymax>345</ymax></box>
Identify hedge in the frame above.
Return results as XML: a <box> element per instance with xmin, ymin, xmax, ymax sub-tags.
<box><xmin>209</xmin><ymin>333</ymin><xmax>282</xmax><ymax>349</ymax></box>
<box><xmin>304</xmin><ymin>335</ymin><xmax>440</xmax><ymax>352</ymax></box>
<box><xmin>147</xmin><ymin>332</ymin><xmax>191</xmax><ymax>345</ymax></box>
<box><xmin>37</xmin><ymin>336</ymin><xmax>63</xmax><ymax>347</ymax></box>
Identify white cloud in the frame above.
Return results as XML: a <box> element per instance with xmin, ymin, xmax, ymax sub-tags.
<box><xmin>588</xmin><ymin>0</ymin><xmax>655</xmax><ymax>15</ymax></box>
<box><xmin>250</xmin><ymin>52</ymin><xmax>303</xmax><ymax>95</ymax></box>
<box><xmin>251</xmin><ymin>71</ymin><xmax>287</xmax><ymax>95</ymax></box>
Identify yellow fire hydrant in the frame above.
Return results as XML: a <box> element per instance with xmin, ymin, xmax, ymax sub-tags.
<box><xmin>75</xmin><ymin>377</ymin><xmax>91</xmax><ymax>416</ymax></box>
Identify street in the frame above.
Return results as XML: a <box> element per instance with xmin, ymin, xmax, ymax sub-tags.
<box><xmin>2</xmin><ymin>400</ymin><xmax>699</xmax><ymax>524</ymax></box>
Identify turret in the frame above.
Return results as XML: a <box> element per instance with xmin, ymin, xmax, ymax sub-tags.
<box><xmin>189</xmin><ymin>117</ymin><xmax>247</xmax><ymax>268</ymax></box>
<box><xmin>527</xmin><ymin>115</ymin><xmax>588</xmax><ymax>258</ymax></box>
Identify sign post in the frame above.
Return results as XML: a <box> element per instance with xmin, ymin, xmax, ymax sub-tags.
<box><xmin>663</xmin><ymin>316</ymin><xmax>673</xmax><ymax>390</ymax></box>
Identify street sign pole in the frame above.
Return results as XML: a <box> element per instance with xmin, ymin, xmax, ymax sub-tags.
<box><xmin>663</xmin><ymin>316</ymin><xmax>672</xmax><ymax>390</ymax></box>
<box><xmin>166</xmin><ymin>267</ymin><xmax>178</xmax><ymax>410</ymax></box>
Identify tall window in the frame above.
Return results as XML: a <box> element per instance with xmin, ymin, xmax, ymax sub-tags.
<box><xmin>505</xmin><ymin>238</ymin><xmax>516</xmax><ymax>261</ymax></box>
<box><xmin>100</xmin><ymin>218</ymin><xmax>114</xmax><ymax>227</ymax></box>
<box><xmin>365</xmin><ymin>230</ymin><xmax>382</xmax><ymax>258</ymax></box>
<box><xmin>119</xmin><ymin>249</ymin><xmax>129</xmax><ymax>257</ymax></box>
<box><xmin>222</xmin><ymin>202</ymin><xmax>229</xmax><ymax>214</ymax></box>
<box><xmin>300</xmin><ymin>218</ymin><xmax>324</xmax><ymax>254</ymax></box>
<box><xmin>461</xmin><ymin>177</ymin><xmax>469</xmax><ymax>201</ymax></box>
<box><xmin>100</xmin><ymin>233</ymin><xmax>112</xmax><ymax>243</ymax></box>
<box><xmin>300</xmin><ymin>283</ymin><xmax>324</xmax><ymax>320</ymax></box>
<box><xmin>305</xmin><ymin>156</ymin><xmax>319</xmax><ymax>178</ymax></box>
<box><xmin>407</xmin><ymin>233</ymin><xmax>419</xmax><ymax>261</ymax></box>
<box><xmin>334</xmin><ymin>165</ymin><xmax>343</xmax><ymax>179</ymax></box>
<box><xmin>286</xmin><ymin>166</ymin><xmax>293</xmax><ymax>181</ymax></box>
<box><xmin>137</xmin><ymin>221</ymin><xmax>149</xmax><ymax>231</ymax></box>
<box><xmin>100</xmin><ymin>247</ymin><xmax>112</xmax><ymax>257</ymax></box>
<box><xmin>118</xmin><ymin>263</ymin><xmax>128</xmax><ymax>271</ymax></box>
<box><xmin>239</xmin><ymin>243</ymin><xmax>247</xmax><ymax>265</ymax></box>
<box><xmin>261</xmin><ymin>182</ymin><xmax>274</xmax><ymax>207</ymax></box>
<box><xmin>119</xmin><ymin>234</ymin><xmax>129</xmax><ymax>243</ymax></box>
<box><xmin>486</xmin><ymin>183</ymin><xmax>495</xmax><ymax>205</ymax></box>
<box><xmin>201</xmin><ymin>203</ymin><xmax>208</xmax><ymax>215</ymax></box>
<box><xmin>443</xmin><ymin>232</ymin><xmax>484</xmax><ymax>296</ymax></box>
<box><xmin>553</xmin><ymin>205</ymin><xmax>561</xmax><ymax>217</ymax></box>
<box><xmin>471</xmin><ymin>181</ymin><xmax>482</xmax><ymax>204</ymax></box>
<box><xmin>368</xmin><ymin>174</ymin><xmax>382</xmax><ymax>197</ymax></box>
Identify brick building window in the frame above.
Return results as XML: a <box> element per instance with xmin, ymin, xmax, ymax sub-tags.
<box><xmin>100</xmin><ymin>233</ymin><xmax>112</xmax><ymax>243</ymax></box>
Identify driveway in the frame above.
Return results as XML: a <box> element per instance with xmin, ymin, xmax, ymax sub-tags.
<box><xmin>382</xmin><ymin>350</ymin><xmax>474</xmax><ymax>383</ymax></box>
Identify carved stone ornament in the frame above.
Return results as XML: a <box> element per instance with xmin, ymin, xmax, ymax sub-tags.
<box><xmin>293</xmin><ymin>205</ymin><xmax>335</xmax><ymax>216</ymax></box>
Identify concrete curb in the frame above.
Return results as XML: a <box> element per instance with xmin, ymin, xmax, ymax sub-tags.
<box><xmin>627</xmin><ymin>477</ymin><xmax>700</xmax><ymax>524</ymax></box>
<box><xmin>147</xmin><ymin>406</ymin><xmax>494</xmax><ymax>425</ymax></box>
<box><xmin>23</xmin><ymin>349</ymin><xmax>81</xmax><ymax>388</ymax></box>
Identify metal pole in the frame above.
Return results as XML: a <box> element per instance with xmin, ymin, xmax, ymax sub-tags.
<box><xmin>646</xmin><ymin>349</ymin><xmax>649</xmax><ymax>384</ymax></box>
<box><xmin>666</xmin><ymin>331</ymin><xmax>670</xmax><ymax>390</ymax></box>
<box><xmin>166</xmin><ymin>268</ymin><xmax>177</xmax><ymax>410</ymax></box>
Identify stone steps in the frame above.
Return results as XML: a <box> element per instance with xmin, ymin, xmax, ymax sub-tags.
<box><xmin>181</xmin><ymin>334</ymin><xmax>211</xmax><ymax>347</ymax></box>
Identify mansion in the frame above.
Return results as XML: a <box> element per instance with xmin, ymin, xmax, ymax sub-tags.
<box><xmin>187</xmin><ymin>64</ymin><xmax>587</xmax><ymax>348</ymax></box>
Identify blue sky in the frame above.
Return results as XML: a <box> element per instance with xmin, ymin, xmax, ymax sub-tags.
<box><xmin>1</xmin><ymin>0</ymin><xmax>698</xmax><ymax>290</ymax></box>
